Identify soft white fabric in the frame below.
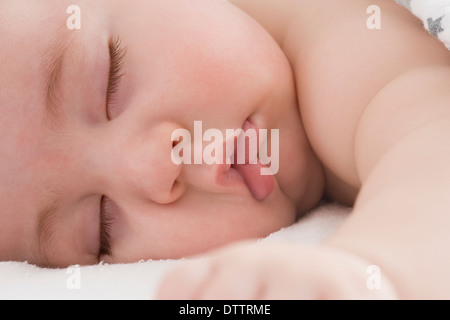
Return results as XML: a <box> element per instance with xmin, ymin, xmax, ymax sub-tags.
<box><xmin>0</xmin><ymin>203</ymin><xmax>349</xmax><ymax>300</ymax></box>
<box><xmin>396</xmin><ymin>0</ymin><xmax>450</xmax><ymax>49</ymax></box>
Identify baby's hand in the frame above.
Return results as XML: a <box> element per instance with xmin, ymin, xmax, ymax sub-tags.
<box><xmin>156</xmin><ymin>241</ymin><xmax>397</xmax><ymax>300</ymax></box>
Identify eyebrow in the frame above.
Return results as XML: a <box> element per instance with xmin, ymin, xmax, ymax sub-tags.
<box><xmin>42</xmin><ymin>26</ymin><xmax>74</xmax><ymax>131</ymax></box>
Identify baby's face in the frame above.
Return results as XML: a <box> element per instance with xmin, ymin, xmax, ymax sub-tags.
<box><xmin>0</xmin><ymin>0</ymin><xmax>322</xmax><ymax>267</ymax></box>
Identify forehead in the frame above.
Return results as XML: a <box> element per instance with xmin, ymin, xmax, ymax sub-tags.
<box><xmin>0</xmin><ymin>3</ymin><xmax>62</xmax><ymax>168</ymax></box>
<box><xmin>0</xmin><ymin>0</ymin><xmax>71</xmax><ymax>261</ymax></box>
<box><xmin>0</xmin><ymin>1</ymin><xmax>68</xmax><ymax>121</ymax></box>
<box><xmin>0</xmin><ymin>0</ymin><xmax>95</xmax><ymax>153</ymax></box>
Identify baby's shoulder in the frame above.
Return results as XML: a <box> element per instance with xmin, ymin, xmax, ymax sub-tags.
<box><xmin>289</xmin><ymin>0</ymin><xmax>450</xmax><ymax>196</ymax></box>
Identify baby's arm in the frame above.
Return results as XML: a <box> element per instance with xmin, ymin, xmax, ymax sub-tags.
<box><xmin>327</xmin><ymin>66</ymin><xmax>450</xmax><ymax>298</ymax></box>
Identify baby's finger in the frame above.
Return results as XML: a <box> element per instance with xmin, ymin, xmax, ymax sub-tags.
<box><xmin>156</xmin><ymin>259</ymin><xmax>212</xmax><ymax>300</ymax></box>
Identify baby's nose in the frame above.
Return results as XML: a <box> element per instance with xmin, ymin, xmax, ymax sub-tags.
<box><xmin>101</xmin><ymin>121</ymin><xmax>186</xmax><ymax>205</ymax></box>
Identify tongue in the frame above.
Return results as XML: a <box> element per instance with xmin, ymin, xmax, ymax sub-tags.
<box><xmin>233</xmin><ymin>162</ymin><xmax>274</xmax><ymax>201</ymax></box>
<box><xmin>231</xmin><ymin>119</ymin><xmax>275</xmax><ymax>201</ymax></box>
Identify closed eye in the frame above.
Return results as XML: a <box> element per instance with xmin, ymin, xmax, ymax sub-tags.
<box><xmin>106</xmin><ymin>37</ymin><xmax>126</xmax><ymax>120</ymax></box>
<box><xmin>99</xmin><ymin>196</ymin><xmax>114</xmax><ymax>258</ymax></box>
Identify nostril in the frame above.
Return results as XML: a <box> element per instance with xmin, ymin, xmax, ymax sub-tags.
<box><xmin>172</xmin><ymin>139</ymin><xmax>184</xmax><ymax>158</ymax></box>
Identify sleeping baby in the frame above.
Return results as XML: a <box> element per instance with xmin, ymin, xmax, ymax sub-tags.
<box><xmin>0</xmin><ymin>0</ymin><xmax>449</xmax><ymax>299</ymax></box>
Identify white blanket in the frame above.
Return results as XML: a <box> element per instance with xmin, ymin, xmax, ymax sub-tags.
<box><xmin>0</xmin><ymin>203</ymin><xmax>349</xmax><ymax>300</ymax></box>
<box><xmin>396</xmin><ymin>0</ymin><xmax>450</xmax><ymax>49</ymax></box>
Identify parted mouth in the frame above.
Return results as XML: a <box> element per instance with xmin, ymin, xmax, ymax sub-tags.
<box><xmin>171</xmin><ymin>118</ymin><xmax>278</xmax><ymax>200</ymax></box>
<box><xmin>216</xmin><ymin>119</ymin><xmax>275</xmax><ymax>201</ymax></box>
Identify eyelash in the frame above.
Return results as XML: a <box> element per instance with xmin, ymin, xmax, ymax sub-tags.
<box><xmin>106</xmin><ymin>37</ymin><xmax>126</xmax><ymax>120</ymax></box>
<box><xmin>97</xmin><ymin>38</ymin><xmax>125</xmax><ymax>259</ymax></box>
<box><xmin>99</xmin><ymin>196</ymin><xmax>114</xmax><ymax>258</ymax></box>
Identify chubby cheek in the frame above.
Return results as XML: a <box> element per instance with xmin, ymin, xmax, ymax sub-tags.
<box><xmin>163</xmin><ymin>53</ymin><xmax>257</xmax><ymax>122</ymax></box>
<box><xmin>145</xmin><ymin>29</ymin><xmax>271</xmax><ymax>122</ymax></box>
<box><xmin>109</xmin><ymin>198</ymin><xmax>296</xmax><ymax>263</ymax></box>
<box><xmin>122</xmin><ymin>47</ymin><xmax>254</xmax><ymax>129</ymax></box>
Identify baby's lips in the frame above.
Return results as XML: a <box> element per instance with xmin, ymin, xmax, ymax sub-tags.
<box><xmin>233</xmin><ymin>161</ymin><xmax>275</xmax><ymax>201</ymax></box>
